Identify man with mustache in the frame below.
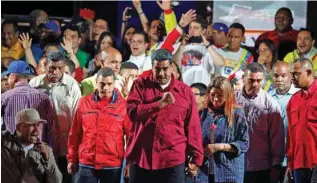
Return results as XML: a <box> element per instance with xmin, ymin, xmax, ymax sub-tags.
<box><xmin>284</xmin><ymin>28</ymin><xmax>317</xmax><ymax>76</ymax></box>
<box><xmin>269</xmin><ymin>61</ymin><xmax>299</xmax><ymax>182</ymax></box>
<box><xmin>286</xmin><ymin>58</ymin><xmax>317</xmax><ymax>183</ymax></box>
<box><xmin>236</xmin><ymin>62</ymin><xmax>284</xmax><ymax>183</ymax></box>
<box><xmin>29</xmin><ymin>51</ymin><xmax>81</xmax><ymax>183</ymax></box>
<box><xmin>256</xmin><ymin>7</ymin><xmax>298</xmax><ymax>60</ymax></box>
<box><xmin>126</xmin><ymin>49</ymin><xmax>203</xmax><ymax>183</ymax></box>
<box><xmin>1</xmin><ymin>108</ymin><xmax>62</xmax><ymax>183</ymax></box>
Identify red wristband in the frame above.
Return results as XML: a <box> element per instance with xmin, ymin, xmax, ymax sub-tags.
<box><xmin>164</xmin><ymin>9</ymin><xmax>173</xmax><ymax>15</ymax></box>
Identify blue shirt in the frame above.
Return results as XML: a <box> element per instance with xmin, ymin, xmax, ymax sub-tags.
<box><xmin>269</xmin><ymin>84</ymin><xmax>299</xmax><ymax>166</ymax></box>
<box><xmin>193</xmin><ymin>108</ymin><xmax>249</xmax><ymax>183</ymax></box>
<box><xmin>31</xmin><ymin>43</ymin><xmax>43</xmax><ymax>63</ymax></box>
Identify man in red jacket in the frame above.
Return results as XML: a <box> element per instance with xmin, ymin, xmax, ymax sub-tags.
<box><xmin>286</xmin><ymin>58</ymin><xmax>317</xmax><ymax>183</ymax></box>
<box><xmin>126</xmin><ymin>49</ymin><xmax>203</xmax><ymax>183</ymax></box>
<box><xmin>67</xmin><ymin>67</ymin><xmax>130</xmax><ymax>183</ymax></box>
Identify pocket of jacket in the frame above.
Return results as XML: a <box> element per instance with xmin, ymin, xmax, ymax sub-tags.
<box><xmin>307</xmin><ymin>105</ymin><xmax>317</xmax><ymax>123</ymax></box>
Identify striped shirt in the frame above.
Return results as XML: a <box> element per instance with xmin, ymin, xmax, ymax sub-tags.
<box><xmin>1</xmin><ymin>82</ymin><xmax>54</xmax><ymax>143</ymax></box>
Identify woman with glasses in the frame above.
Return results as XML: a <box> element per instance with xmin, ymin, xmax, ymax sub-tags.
<box><xmin>257</xmin><ymin>39</ymin><xmax>279</xmax><ymax>92</ymax></box>
<box><xmin>192</xmin><ymin>76</ymin><xmax>249</xmax><ymax>183</ymax></box>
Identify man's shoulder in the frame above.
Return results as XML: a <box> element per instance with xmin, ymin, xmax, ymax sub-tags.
<box><xmin>81</xmin><ymin>75</ymin><xmax>96</xmax><ymax>85</ymax></box>
<box><xmin>29</xmin><ymin>74</ymin><xmax>46</xmax><ymax>87</ymax></box>
<box><xmin>284</xmin><ymin>50</ymin><xmax>297</xmax><ymax>62</ymax></box>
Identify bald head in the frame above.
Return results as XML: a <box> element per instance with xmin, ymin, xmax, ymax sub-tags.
<box><xmin>272</xmin><ymin>61</ymin><xmax>292</xmax><ymax>94</ymax></box>
<box><xmin>101</xmin><ymin>47</ymin><xmax>122</xmax><ymax>76</ymax></box>
<box><xmin>291</xmin><ymin>58</ymin><xmax>315</xmax><ymax>89</ymax></box>
<box><xmin>292</xmin><ymin>58</ymin><xmax>313</xmax><ymax>70</ymax></box>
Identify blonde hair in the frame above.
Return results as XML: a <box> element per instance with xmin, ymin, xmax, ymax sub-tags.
<box><xmin>207</xmin><ymin>76</ymin><xmax>239</xmax><ymax>125</ymax></box>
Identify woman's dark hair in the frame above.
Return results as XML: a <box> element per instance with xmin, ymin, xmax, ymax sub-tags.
<box><xmin>97</xmin><ymin>32</ymin><xmax>117</xmax><ymax>53</ymax></box>
<box><xmin>120</xmin><ymin>26</ymin><xmax>136</xmax><ymax>62</ymax></box>
<box><xmin>257</xmin><ymin>38</ymin><xmax>278</xmax><ymax>69</ymax></box>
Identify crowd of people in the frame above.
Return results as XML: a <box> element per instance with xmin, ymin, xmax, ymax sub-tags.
<box><xmin>1</xmin><ymin>1</ymin><xmax>317</xmax><ymax>183</ymax></box>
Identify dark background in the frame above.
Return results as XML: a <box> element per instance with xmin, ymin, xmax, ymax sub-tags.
<box><xmin>2</xmin><ymin>1</ymin><xmax>317</xmax><ymax>40</ymax></box>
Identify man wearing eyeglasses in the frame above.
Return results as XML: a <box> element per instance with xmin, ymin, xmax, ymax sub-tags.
<box><xmin>286</xmin><ymin>58</ymin><xmax>317</xmax><ymax>183</ymax></box>
<box><xmin>127</xmin><ymin>31</ymin><xmax>152</xmax><ymax>73</ymax></box>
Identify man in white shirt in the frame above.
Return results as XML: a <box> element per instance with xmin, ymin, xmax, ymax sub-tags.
<box><xmin>128</xmin><ymin>31</ymin><xmax>152</xmax><ymax>73</ymax></box>
<box><xmin>29</xmin><ymin>51</ymin><xmax>81</xmax><ymax>183</ymax></box>
<box><xmin>174</xmin><ymin>16</ymin><xmax>224</xmax><ymax>86</ymax></box>
<box><xmin>216</xmin><ymin>23</ymin><xmax>254</xmax><ymax>78</ymax></box>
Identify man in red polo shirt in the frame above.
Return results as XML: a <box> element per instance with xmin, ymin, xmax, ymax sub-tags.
<box><xmin>286</xmin><ymin>58</ymin><xmax>317</xmax><ymax>183</ymax></box>
<box><xmin>255</xmin><ymin>7</ymin><xmax>298</xmax><ymax>60</ymax></box>
<box><xmin>126</xmin><ymin>49</ymin><xmax>203</xmax><ymax>183</ymax></box>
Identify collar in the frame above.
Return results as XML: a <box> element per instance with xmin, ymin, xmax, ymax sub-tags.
<box><xmin>1</xmin><ymin>41</ymin><xmax>21</xmax><ymax>51</ymax></box>
<box><xmin>15</xmin><ymin>81</ymin><xmax>30</xmax><ymax>87</ymax></box>
<box><xmin>301</xmin><ymin>79</ymin><xmax>317</xmax><ymax>98</ymax></box>
<box><xmin>150</xmin><ymin>74</ymin><xmax>179</xmax><ymax>92</ymax></box>
<box><xmin>303</xmin><ymin>47</ymin><xmax>317</xmax><ymax>58</ymax></box>
<box><xmin>272</xmin><ymin>27</ymin><xmax>297</xmax><ymax>37</ymax></box>
<box><xmin>213</xmin><ymin>43</ymin><xmax>226</xmax><ymax>49</ymax></box>
<box><xmin>130</xmin><ymin>53</ymin><xmax>146</xmax><ymax>60</ymax></box>
<box><xmin>271</xmin><ymin>84</ymin><xmax>298</xmax><ymax>96</ymax></box>
<box><xmin>93</xmin><ymin>89</ymin><xmax>119</xmax><ymax>103</ymax></box>
<box><xmin>42</xmin><ymin>73</ymin><xmax>69</xmax><ymax>86</ymax></box>
<box><xmin>242</xmin><ymin>87</ymin><xmax>260</xmax><ymax>99</ymax></box>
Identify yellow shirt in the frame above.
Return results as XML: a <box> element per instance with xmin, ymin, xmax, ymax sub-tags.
<box><xmin>1</xmin><ymin>42</ymin><xmax>25</xmax><ymax>60</ymax></box>
<box><xmin>284</xmin><ymin>47</ymin><xmax>317</xmax><ymax>72</ymax></box>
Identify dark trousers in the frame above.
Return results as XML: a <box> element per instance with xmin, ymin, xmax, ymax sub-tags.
<box><xmin>77</xmin><ymin>166</ymin><xmax>122</xmax><ymax>183</ymax></box>
<box><xmin>244</xmin><ymin>170</ymin><xmax>270</xmax><ymax>183</ymax></box>
<box><xmin>129</xmin><ymin>163</ymin><xmax>185</xmax><ymax>183</ymax></box>
<box><xmin>311</xmin><ymin>165</ymin><xmax>317</xmax><ymax>183</ymax></box>
<box><xmin>293</xmin><ymin>168</ymin><xmax>313</xmax><ymax>183</ymax></box>
<box><xmin>57</xmin><ymin>156</ymin><xmax>72</xmax><ymax>183</ymax></box>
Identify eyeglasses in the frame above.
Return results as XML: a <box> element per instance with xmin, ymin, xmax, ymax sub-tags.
<box><xmin>131</xmin><ymin>40</ymin><xmax>145</xmax><ymax>45</ymax></box>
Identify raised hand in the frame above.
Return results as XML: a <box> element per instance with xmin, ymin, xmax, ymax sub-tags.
<box><xmin>200</xmin><ymin>32</ymin><xmax>210</xmax><ymax>47</ymax></box>
<box><xmin>60</xmin><ymin>37</ymin><xmax>73</xmax><ymax>54</ymax></box>
<box><xmin>156</xmin><ymin>0</ymin><xmax>171</xmax><ymax>11</ymax></box>
<box><xmin>178</xmin><ymin>9</ymin><xmax>196</xmax><ymax>28</ymax></box>
<box><xmin>19</xmin><ymin>33</ymin><xmax>32</xmax><ymax>50</ymax></box>
<box><xmin>132</xmin><ymin>0</ymin><xmax>142</xmax><ymax>13</ymax></box>
<box><xmin>123</xmin><ymin>7</ymin><xmax>132</xmax><ymax>22</ymax></box>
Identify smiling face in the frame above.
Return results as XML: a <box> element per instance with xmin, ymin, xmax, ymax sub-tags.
<box><xmin>2</xmin><ymin>23</ymin><xmax>19</xmax><ymax>48</ymax></box>
<box><xmin>297</xmin><ymin>31</ymin><xmax>315</xmax><ymax>55</ymax></box>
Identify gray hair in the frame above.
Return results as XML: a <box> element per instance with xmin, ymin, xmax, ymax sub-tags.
<box><xmin>46</xmin><ymin>51</ymin><xmax>65</xmax><ymax>64</ymax></box>
<box><xmin>151</xmin><ymin>49</ymin><xmax>173</xmax><ymax>65</ymax></box>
